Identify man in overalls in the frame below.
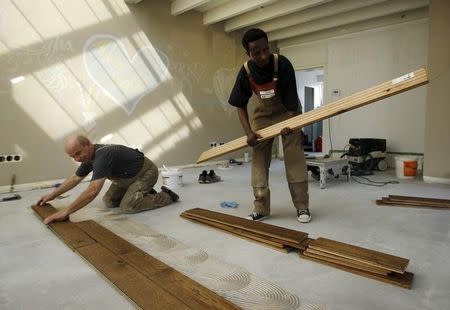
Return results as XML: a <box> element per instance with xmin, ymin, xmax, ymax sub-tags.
<box><xmin>37</xmin><ymin>135</ymin><xmax>179</xmax><ymax>224</ymax></box>
<box><xmin>228</xmin><ymin>28</ymin><xmax>311</xmax><ymax>223</ymax></box>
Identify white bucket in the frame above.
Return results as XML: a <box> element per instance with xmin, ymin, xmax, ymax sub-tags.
<box><xmin>161</xmin><ymin>168</ymin><xmax>183</xmax><ymax>189</ymax></box>
<box><xmin>395</xmin><ymin>157</ymin><xmax>418</xmax><ymax>179</ymax></box>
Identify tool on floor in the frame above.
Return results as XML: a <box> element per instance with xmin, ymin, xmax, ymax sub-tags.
<box><xmin>1</xmin><ymin>193</ymin><xmax>21</xmax><ymax>202</ymax></box>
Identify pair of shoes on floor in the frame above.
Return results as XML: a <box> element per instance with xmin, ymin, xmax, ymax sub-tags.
<box><xmin>198</xmin><ymin>170</ymin><xmax>221</xmax><ymax>184</ymax></box>
<box><xmin>246</xmin><ymin>209</ymin><xmax>312</xmax><ymax>223</ymax></box>
<box><xmin>161</xmin><ymin>186</ymin><xmax>180</xmax><ymax>202</ymax></box>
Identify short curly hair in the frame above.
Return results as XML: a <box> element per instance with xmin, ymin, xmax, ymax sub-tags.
<box><xmin>242</xmin><ymin>28</ymin><xmax>268</xmax><ymax>53</ymax></box>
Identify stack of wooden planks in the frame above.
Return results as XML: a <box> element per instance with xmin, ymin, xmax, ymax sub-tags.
<box><xmin>181</xmin><ymin>208</ymin><xmax>414</xmax><ymax>288</ymax></box>
<box><xmin>301</xmin><ymin>238</ymin><xmax>413</xmax><ymax>289</ymax></box>
<box><xmin>376</xmin><ymin>195</ymin><xmax>450</xmax><ymax>209</ymax></box>
<box><xmin>197</xmin><ymin>68</ymin><xmax>429</xmax><ymax>163</ymax></box>
<box><xmin>32</xmin><ymin>204</ymin><xmax>240</xmax><ymax>310</ymax></box>
<box><xmin>180</xmin><ymin>208</ymin><xmax>310</xmax><ymax>253</ymax></box>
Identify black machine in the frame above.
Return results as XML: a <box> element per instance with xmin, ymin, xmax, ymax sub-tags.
<box><xmin>344</xmin><ymin>138</ymin><xmax>387</xmax><ymax>173</ymax></box>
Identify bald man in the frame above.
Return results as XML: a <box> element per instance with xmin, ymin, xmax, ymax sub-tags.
<box><xmin>37</xmin><ymin>135</ymin><xmax>179</xmax><ymax>224</ymax></box>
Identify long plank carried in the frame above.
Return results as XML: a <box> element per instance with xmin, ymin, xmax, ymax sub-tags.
<box><xmin>197</xmin><ymin>68</ymin><xmax>428</xmax><ymax>163</ymax></box>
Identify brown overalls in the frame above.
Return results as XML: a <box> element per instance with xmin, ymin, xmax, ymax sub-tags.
<box><xmin>102</xmin><ymin>157</ymin><xmax>173</xmax><ymax>214</ymax></box>
<box><xmin>244</xmin><ymin>54</ymin><xmax>309</xmax><ymax>216</ymax></box>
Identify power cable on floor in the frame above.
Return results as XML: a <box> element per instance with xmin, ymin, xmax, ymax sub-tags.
<box><xmin>351</xmin><ymin>174</ymin><xmax>399</xmax><ymax>187</ymax></box>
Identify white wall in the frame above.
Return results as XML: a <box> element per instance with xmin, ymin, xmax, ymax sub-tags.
<box><xmin>280</xmin><ymin>19</ymin><xmax>428</xmax><ymax>154</ymax></box>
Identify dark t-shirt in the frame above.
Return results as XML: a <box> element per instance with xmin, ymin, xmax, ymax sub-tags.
<box><xmin>228</xmin><ymin>54</ymin><xmax>301</xmax><ymax>111</ymax></box>
<box><xmin>76</xmin><ymin>144</ymin><xmax>144</xmax><ymax>181</ymax></box>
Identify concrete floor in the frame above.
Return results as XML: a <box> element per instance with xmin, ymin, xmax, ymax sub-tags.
<box><xmin>1</xmin><ymin>160</ymin><xmax>449</xmax><ymax>309</ymax></box>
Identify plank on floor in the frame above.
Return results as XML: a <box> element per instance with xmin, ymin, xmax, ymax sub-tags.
<box><xmin>182</xmin><ymin>208</ymin><xmax>308</xmax><ymax>244</ymax></box>
<box><xmin>308</xmin><ymin>238</ymin><xmax>409</xmax><ymax>274</ymax></box>
<box><xmin>300</xmin><ymin>253</ymin><xmax>414</xmax><ymax>289</ymax></box>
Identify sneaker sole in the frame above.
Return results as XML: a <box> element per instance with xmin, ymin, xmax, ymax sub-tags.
<box><xmin>246</xmin><ymin>215</ymin><xmax>270</xmax><ymax>221</ymax></box>
<box><xmin>298</xmin><ymin>216</ymin><xmax>312</xmax><ymax>223</ymax></box>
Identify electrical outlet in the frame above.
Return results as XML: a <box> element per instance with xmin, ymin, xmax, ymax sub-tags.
<box><xmin>209</xmin><ymin>141</ymin><xmax>217</xmax><ymax>148</ymax></box>
<box><xmin>0</xmin><ymin>154</ymin><xmax>22</xmax><ymax>163</ymax></box>
<box><xmin>219</xmin><ymin>142</ymin><xmax>224</xmax><ymax>146</ymax></box>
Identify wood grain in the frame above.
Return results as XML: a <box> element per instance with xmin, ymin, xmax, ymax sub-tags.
<box><xmin>308</xmin><ymin>238</ymin><xmax>409</xmax><ymax>273</ymax></box>
<box><xmin>197</xmin><ymin>68</ymin><xmax>428</xmax><ymax>163</ymax></box>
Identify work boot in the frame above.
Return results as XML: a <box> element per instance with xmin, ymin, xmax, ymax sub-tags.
<box><xmin>161</xmin><ymin>186</ymin><xmax>180</xmax><ymax>202</ymax></box>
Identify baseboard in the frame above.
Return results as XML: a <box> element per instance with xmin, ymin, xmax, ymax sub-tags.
<box><xmin>423</xmin><ymin>176</ymin><xmax>450</xmax><ymax>185</ymax></box>
<box><xmin>0</xmin><ymin>157</ymin><xmax>250</xmax><ymax>194</ymax></box>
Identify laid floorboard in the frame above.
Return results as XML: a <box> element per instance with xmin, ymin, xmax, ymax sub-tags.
<box><xmin>32</xmin><ymin>204</ymin><xmax>96</xmax><ymax>249</ymax></box>
<box><xmin>308</xmin><ymin>238</ymin><xmax>409</xmax><ymax>274</ymax></box>
<box><xmin>32</xmin><ymin>204</ymin><xmax>240</xmax><ymax>310</ymax></box>
<box><xmin>77</xmin><ymin>243</ymin><xmax>191</xmax><ymax>310</ymax></box>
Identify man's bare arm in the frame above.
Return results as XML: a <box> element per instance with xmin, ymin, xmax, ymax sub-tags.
<box><xmin>43</xmin><ymin>177</ymin><xmax>106</xmax><ymax>224</ymax></box>
<box><xmin>37</xmin><ymin>174</ymin><xmax>85</xmax><ymax>206</ymax></box>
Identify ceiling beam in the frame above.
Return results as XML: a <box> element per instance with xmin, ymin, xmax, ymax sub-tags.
<box><xmin>256</xmin><ymin>0</ymin><xmax>387</xmax><ymax>33</ymax></box>
<box><xmin>269</xmin><ymin>0</ymin><xmax>428</xmax><ymax>41</ymax></box>
<box><xmin>278</xmin><ymin>7</ymin><xmax>428</xmax><ymax>48</ymax></box>
<box><xmin>171</xmin><ymin>0</ymin><xmax>210</xmax><ymax>16</ymax></box>
<box><xmin>224</xmin><ymin>0</ymin><xmax>332</xmax><ymax>32</ymax></box>
<box><xmin>203</xmin><ymin>0</ymin><xmax>275</xmax><ymax>25</ymax></box>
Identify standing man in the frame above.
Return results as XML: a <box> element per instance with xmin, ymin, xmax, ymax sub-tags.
<box><xmin>38</xmin><ymin>135</ymin><xmax>179</xmax><ymax>224</ymax></box>
<box><xmin>228</xmin><ymin>28</ymin><xmax>311</xmax><ymax>223</ymax></box>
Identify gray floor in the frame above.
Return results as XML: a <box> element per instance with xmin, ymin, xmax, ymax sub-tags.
<box><xmin>1</xmin><ymin>160</ymin><xmax>449</xmax><ymax>310</ymax></box>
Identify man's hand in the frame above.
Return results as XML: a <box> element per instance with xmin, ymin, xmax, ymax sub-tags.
<box><xmin>37</xmin><ymin>194</ymin><xmax>54</xmax><ymax>206</ymax></box>
<box><xmin>246</xmin><ymin>131</ymin><xmax>262</xmax><ymax>147</ymax></box>
<box><xmin>280</xmin><ymin>127</ymin><xmax>293</xmax><ymax>136</ymax></box>
<box><xmin>44</xmin><ymin>209</ymin><xmax>69</xmax><ymax>225</ymax></box>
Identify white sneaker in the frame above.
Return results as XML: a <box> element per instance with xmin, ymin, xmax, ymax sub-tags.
<box><xmin>297</xmin><ymin>209</ymin><xmax>311</xmax><ymax>223</ymax></box>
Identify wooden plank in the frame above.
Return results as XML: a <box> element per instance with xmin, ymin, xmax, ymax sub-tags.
<box><xmin>389</xmin><ymin>195</ymin><xmax>450</xmax><ymax>204</ymax></box>
<box><xmin>181</xmin><ymin>213</ymin><xmax>292</xmax><ymax>253</ymax></box>
<box><xmin>76</xmin><ymin>220</ymin><xmax>241</xmax><ymax>310</ymax></box>
<box><xmin>308</xmin><ymin>238</ymin><xmax>409</xmax><ymax>274</ymax></box>
<box><xmin>77</xmin><ymin>243</ymin><xmax>191</xmax><ymax>310</ymax></box>
<box><xmin>387</xmin><ymin>196</ymin><xmax>450</xmax><ymax>208</ymax></box>
<box><xmin>122</xmin><ymin>251</ymin><xmax>239</xmax><ymax>310</ymax></box>
<box><xmin>182</xmin><ymin>212</ymin><xmax>304</xmax><ymax>249</ymax></box>
<box><xmin>32</xmin><ymin>204</ymin><xmax>95</xmax><ymax>249</ymax></box>
<box><xmin>377</xmin><ymin>198</ymin><xmax>450</xmax><ymax>209</ymax></box>
<box><xmin>299</xmin><ymin>252</ymin><xmax>414</xmax><ymax>289</ymax></box>
<box><xmin>304</xmin><ymin>249</ymin><xmax>389</xmax><ymax>275</ymax></box>
<box><xmin>197</xmin><ymin>68</ymin><xmax>428</xmax><ymax>163</ymax></box>
<box><xmin>182</xmin><ymin>208</ymin><xmax>308</xmax><ymax>244</ymax></box>
<box><xmin>32</xmin><ymin>206</ymin><xmax>239</xmax><ymax>310</ymax></box>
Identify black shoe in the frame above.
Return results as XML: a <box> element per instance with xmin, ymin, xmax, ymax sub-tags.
<box><xmin>229</xmin><ymin>159</ymin><xmax>243</xmax><ymax>165</ymax></box>
<box><xmin>198</xmin><ymin>170</ymin><xmax>209</xmax><ymax>184</ymax></box>
<box><xmin>161</xmin><ymin>186</ymin><xmax>179</xmax><ymax>202</ymax></box>
<box><xmin>246</xmin><ymin>212</ymin><xmax>269</xmax><ymax>221</ymax></box>
<box><xmin>207</xmin><ymin>170</ymin><xmax>221</xmax><ymax>183</ymax></box>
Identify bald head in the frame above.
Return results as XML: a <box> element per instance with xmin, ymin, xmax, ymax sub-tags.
<box><xmin>65</xmin><ymin>135</ymin><xmax>94</xmax><ymax>163</ymax></box>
